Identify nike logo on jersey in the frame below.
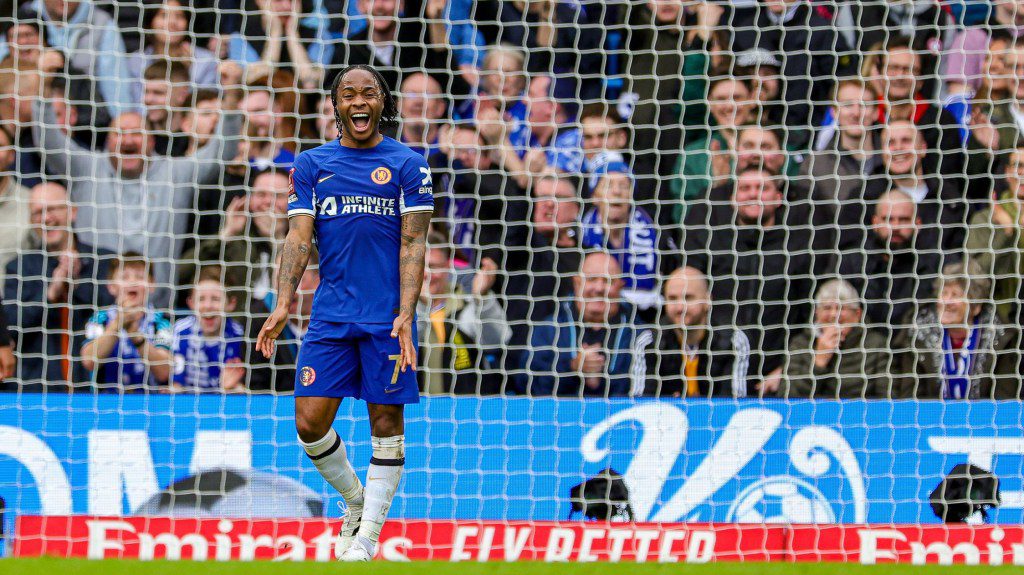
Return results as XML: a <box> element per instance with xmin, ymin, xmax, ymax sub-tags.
<box><xmin>318</xmin><ymin>174</ymin><xmax>336</xmax><ymax>183</ymax></box>
<box><xmin>384</xmin><ymin>387</ymin><xmax>401</xmax><ymax>394</ymax></box>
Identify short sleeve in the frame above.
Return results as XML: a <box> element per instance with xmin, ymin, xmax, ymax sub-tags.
<box><xmin>398</xmin><ymin>154</ymin><xmax>435</xmax><ymax>215</ymax></box>
<box><xmin>288</xmin><ymin>152</ymin><xmax>316</xmax><ymax>218</ymax></box>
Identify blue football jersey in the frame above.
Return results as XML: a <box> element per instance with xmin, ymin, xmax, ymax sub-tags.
<box><xmin>172</xmin><ymin>316</ymin><xmax>245</xmax><ymax>391</ymax></box>
<box><xmin>288</xmin><ymin>137</ymin><xmax>434</xmax><ymax>324</ymax></box>
<box><xmin>83</xmin><ymin>307</ymin><xmax>173</xmax><ymax>387</ymax></box>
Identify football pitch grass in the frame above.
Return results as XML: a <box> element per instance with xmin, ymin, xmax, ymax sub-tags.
<box><xmin>4</xmin><ymin>558</ymin><xmax>1024</xmax><ymax>574</ymax></box>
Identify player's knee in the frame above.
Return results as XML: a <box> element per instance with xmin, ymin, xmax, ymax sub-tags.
<box><xmin>295</xmin><ymin>416</ymin><xmax>330</xmax><ymax>444</ymax></box>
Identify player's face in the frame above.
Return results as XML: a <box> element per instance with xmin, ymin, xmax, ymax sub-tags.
<box><xmin>190</xmin><ymin>280</ymin><xmax>227</xmax><ymax>335</ymax></box>
<box><xmin>335</xmin><ymin>68</ymin><xmax>385</xmax><ymax>146</ymax></box>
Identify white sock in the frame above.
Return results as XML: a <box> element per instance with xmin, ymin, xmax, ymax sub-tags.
<box><xmin>300</xmin><ymin>428</ymin><xmax>364</xmax><ymax>505</ymax></box>
<box><xmin>357</xmin><ymin>435</ymin><xmax>404</xmax><ymax>548</ymax></box>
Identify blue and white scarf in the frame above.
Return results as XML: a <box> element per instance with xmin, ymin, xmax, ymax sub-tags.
<box><xmin>941</xmin><ymin>321</ymin><xmax>981</xmax><ymax>400</ymax></box>
<box><xmin>580</xmin><ymin>207</ymin><xmax>659</xmax><ymax>296</ymax></box>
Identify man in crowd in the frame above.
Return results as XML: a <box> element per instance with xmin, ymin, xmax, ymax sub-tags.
<box><xmin>398</xmin><ymin>72</ymin><xmax>446</xmax><ymax>159</ymax></box>
<box><xmin>33</xmin><ymin>90</ymin><xmax>241</xmax><ymax>308</ymax></box>
<box><xmin>4</xmin><ymin>181</ymin><xmax>114</xmax><ymax>389</ymax></box>
<box><xmin>141</xmin><ymin>59</ymin><xmax>192</xmax><ymax>157</ymax></box>
<box><xmin>838</xmin><ymin>189</ymin><xmax>942</xmax><ymax>335</ymax></box>
<box><xmin>646</xmin><ymin>266</ymin><xmax>750</xmax><ymax>398</ymax></box>
<box><xmin>683</xmin><ymin>165</ymin><xmax>817</xmax><ymax>392</ymax></box>
<box><xmin>524</xmin><ymin>251</ymin><xmax>649</xmax><ymax>397</ymax></box>
<box><xmin>417</xmin><ymin>233</ymin><xmax>509</xmax><ymax>395</ymax></box>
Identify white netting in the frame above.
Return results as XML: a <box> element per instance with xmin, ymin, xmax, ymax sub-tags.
<box><xmin>0</xmin><ymin>0</ymin><xmax>1023</xmax><ymax>563</ymax></box>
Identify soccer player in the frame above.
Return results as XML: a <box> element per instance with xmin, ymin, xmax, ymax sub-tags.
<box><xmin>256</xmin><ymin>64</ymin><xmax>433</xmax><ymax>562</ymax></box>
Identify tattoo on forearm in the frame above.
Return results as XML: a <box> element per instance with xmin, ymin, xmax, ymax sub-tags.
<box><xmin>398</xmin><ymin>212</ymin><xmax>431</xmax><ymax>315</ymax></box>
<box><xmin>277</xmin><ymin>230</ymin><xmax>312</xmax><ymax>306</ymax></box>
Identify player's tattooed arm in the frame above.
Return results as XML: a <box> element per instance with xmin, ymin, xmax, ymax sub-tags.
<box><xmin>256</xmin><ymin>215</ymin><xmax>314</xmax><ymax>358</ymax></box>
<box><xmin>398</xmin><ymin>211</ymin><xmax>432</xmax><ymax>315</ymax></box>
<box><xmin>392</xmin><ymin>210</ymin><xmax>431</xmax><ymax>371</ymax></box>
<box><xmin>276</xmin><ymin>216</ymin><xmax>315</xmax><ymax>309</ymax></box>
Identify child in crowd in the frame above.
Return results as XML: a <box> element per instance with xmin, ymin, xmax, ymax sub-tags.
<box><xmin>172</xmin><ymin>267</ymin><xmax>245</xmax><ymax>392</ymax></box>
<box><xmin>81</xmin><ymin>252</ymin><xmax>173</xmax><ymax>391</ymax></box>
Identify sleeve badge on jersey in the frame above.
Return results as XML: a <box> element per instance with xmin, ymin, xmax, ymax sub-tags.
<box><xmin>288</xmin><ymin>167</ymin><xmax>298</xmax><ymax>203</ymax></box>
<box><xmin>371</xmin><ymin>167</ymin><xmax>392</xmax><ymax>185</ymax></box>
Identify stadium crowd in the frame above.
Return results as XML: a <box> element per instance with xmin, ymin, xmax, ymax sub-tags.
<box><xmin>0</xmin><ymin>0</ymin><xmax>1023</xmax><ymax>399</ymax></box>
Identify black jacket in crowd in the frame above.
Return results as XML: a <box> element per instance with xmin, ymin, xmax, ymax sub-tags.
<box><xmin>682</xmin><ymin>195</ymin><xmax>818</xmax><ymax>377</ymax></box>
<box><xmin>3</xmin><ymin>241</ymin><xmax>115</xmax><ymax>390</ymax></box>
<box><xmin>644</xmin><ymin>321</ymin><xmax>751</xmax><ymax>398</ymax></box>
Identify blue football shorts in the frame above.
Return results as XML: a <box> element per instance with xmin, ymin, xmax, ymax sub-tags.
<box><xmin>293</xmin><ymin>320</ymin><xmax>420</xmax><ymax>404</ymax></box>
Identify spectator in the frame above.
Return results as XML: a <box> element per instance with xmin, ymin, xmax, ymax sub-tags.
<box><xmin>430</xmin><ymin>125</ymin><xmax>528</xmax><ymax>269</ymax></box>
<box><xmin>422</xmin><ymin>0</ymin><xmax>488</xmax><ymax>91</ymax></box>
<box><xmin>398</xmin><ymin>72</ymin><xmax>446</xmax><ymax>159</ymax></box>
<box><xmin>236</xmin><ymin>84</ymin><xmax>297</xmax><ymax>171</ymax></box>
<box><xmin>496</xmin><ymin>0</ymin><xmax>602</xmax><ymax>100</ymax></box>
<box><xmin>580</xmin><ymin>162</ymin><xmax>673</xmax><ymax>313</ymax></box>
<box><xmin>475</xmin><ymin>44</ymin><xmax>527</xmax><ymax>122</ymax></box>
<box><xmin>326</xmin><ymin>0</ymin><xmax>470</xmax><ymax>101</ymax></box>
<box><xmin>141</xmin><ymin>59</ymin><xmax>192</xmax><ymax>157</ymax></box>
<box><xmin>733</xmin><ymin>125</ymin><xmax>798</xmax><ymax>178</ymax></box>
<box><xmin>944</xmin><ymin>2</ymin><xmax>1024</xmax><ymax>94</ymax></box>
<box><xmin>0</xmin><ymin>67</ymin><xmax>45</xmax><ymax>186</ymax></box>
<box><xmin>494</xmin><ymin>74</ymin><xmax>578</xmax><ymax>189</ymax></box>
<box><xmin>670</xmin><ymin>77</ymin><xmax>755</xmax><ymax>224</ymax></box>
<box><xmin>895</xmin><ymin>259</ymin><xmax>1022</xmax><ymax>399</ymax></box>
<box><xmin>181</xmin><ymin>88</ymin><xmax>222</xmax><ymax>156</ymax></box>
<box><xmin>33</xmin><ymin>93</ymin><xmax>242</xmax><ymax>308</ymax></box>
<box><xmin>230</xmin><ymin>0</ymin><xmax>331</xmax><ymax>89</ymax></box>
<box><xmin>645</xmin><ymin>266</ymin><xmax>750</xmax><ymax>398</ymax></box>
<box><xmin>417</xmin><ymin>234</ymin><xmax>509</xmax><ymax>394</ymax></box>
<box><xmin>967</xmin><ymin>147</ymin><xmax>1024</xmax><ymax>324</ymax></box>
<box><xmin>178</xmin><ymin>168</ymin><xmax>289</xmax><ymax>307</ymax></box>
<box><xmin>553</xmin><ymin>103</ymin><xmax>628</xmax><ymax>197</ymax></box>
<box><xmin>313</xmin><ymin>93</ymin><xmax>340</xmax><ymax>142</ymax></box>
<box><xmin>27</xmin><ymin>0</ymin><xmax>135</xmax><ymax>115</ymax></box>
<box><xmin>778</xmin><ymin>279</ymin><xmax>891</xmax><ymax>399</ymax></box>
<box><xmin>734</xmin><ymin>48</ymin><xmax>785</xmax><ymax>131</ymax></box>
<box><xmin>126</xmin><ymin>0</ymin><xmax>220</xmax><ymax>104</ymax></box>
<box><xmin>683</xmin><ymin>166</ymin><xmax>816</xmax><ymax>390</ymax></box>
<box><xmin>504</xmin><ymin>173</ymin><xmax>582</xmax><ymax>373</ymax></box>
<box><xmin>621</xmin><ymin>0</ymin><xmax>724</xmax><ymax>194</ymax></box>
<box><xmin>81</xmin><ymin>252</ymin><xmax>173</xmax><ymax>391</ymax></box>
<box><xmin>728</xmin><ymin>0</ymin><xmax>854</xmax><ymax>149</ymax></box>
<box><xmin>857</xmin><ymin>120</ymin><xmax>968</xmax><ymax>254</ymax></box>
<box><xmin>862</xmin><ymin>36</ymin><xmax>966</xmax><ymax>185</ymax></box>
<box><xmin>4</xmin><ymin>182</ymin><xmax>114</xmax><ymax>390</ymax></box>
<box><xmin>0</xmin><ymin>127</ymin><xmax>32</xmax><ymax>269</ymax></box>
<box><xmin>171</xmin><ymin>268</ymin><xmax>246</xmax><ymax>393</ymax></box>
<box><xmin>524</xmin><ymin>251</ymin><xmax>648</xmax><ymax>397</ymax></box>
<box><xmin>0</xmin><ymin>292</ymin><xmax>13</xmax><ymax>388</ymax></box>
<box><xmin>801</xmin><ymin>79</ymin><xmax>882</xmax><ymax>221</ymax></box>
<box><xmin>978</xmin><ymin>40</ymin><xmax>1024</xmax><ymax>160</ymax></box>
<box><xmin>838</xmin><ymin>189</ymin><xmax>941</xmax><ymax>334</ymax></box>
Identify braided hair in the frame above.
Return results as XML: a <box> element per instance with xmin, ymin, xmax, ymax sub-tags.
<box><xmin>329</xmin><ymin>65</ymin><xmax>400</xmax><ymax>138</ymax></box>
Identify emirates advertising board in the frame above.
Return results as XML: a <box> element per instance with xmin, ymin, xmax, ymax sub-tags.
<box><xmin>3</xmin><ymin>394</ymin><xmax>1024</xmax><ymax>563</ymax></box>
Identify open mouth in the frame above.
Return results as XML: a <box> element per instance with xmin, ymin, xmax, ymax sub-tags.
<box><xmin>350</xmin><ymin>113</ymin><xmax>371</xmax><ymax>132</ymax></box>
